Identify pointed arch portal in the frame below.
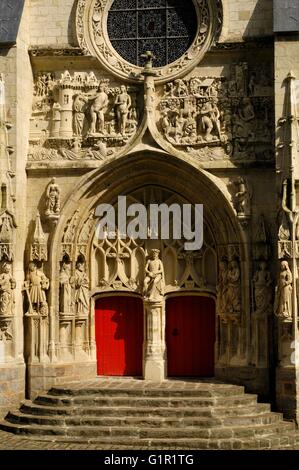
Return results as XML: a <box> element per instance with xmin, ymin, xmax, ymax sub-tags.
<box><xmin>44</xmin><ymin>151</ymin><xmax>248</xmax><ymax>382</ymax></box>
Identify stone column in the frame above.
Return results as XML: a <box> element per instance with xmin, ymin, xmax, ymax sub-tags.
<box><xmin>143</xmin><ymin>299</ymin><xmax>166</xmax><ymax>382</ymax></box>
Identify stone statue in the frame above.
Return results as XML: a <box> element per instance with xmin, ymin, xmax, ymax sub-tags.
<box><xmin>143</xmin><ymin>249</ymin><xmax>165</xmax><ymax>300</ymax></box>
<box><xmin>0</xmin><ymin>262</ymin><xmax>15</xmax><ymax>317</ymax></box>
<box><xmin>45</xmin><ymin>178</ymin><xmax>60</xmax><ymax>216</ymax></box>
<box><xmin>226</xmin><ymin>259</ymin><xmax>241</xmax><ymax>322</ymax></box>
<box><xmin>140</xmin><ymin>50</ymin><xmax>155</xmax><ymax>71</ymax></box>
<box><xmin>234</xmin><ymin>97</ymin><xmax>255</xmax><ymax>140</ymax></box>
<box><xmin>73</xmin><ymin>93</ymin><xmax>88</xmax><ymax>136</ymax></box>
<box><xmin>71</xmin><ymin>261</ymin><xmax>89</xmax><ymax>316</ymax></box>
<box><xmin>24</xmin><ymin>262</ymin><xmax>49</xmax><ymax>316</ymax></box>
<box><xmin>173</xmin><ymin>79</ymin><xmax>188</xmax><ymax>97</ymax></box>
<box><xmin>216</xmin><ymin>259</ymin><xmax>228</xmax><ymax>322</ymax></box>
<box><xmin>253</xmin><ymin>261</ymin><xmax>272</xmax><ymax>316</ymax></box>
<box><xmin>115</xmin><ymin>85</ymin><xmax>131</xmax><ymax>135</ymax></box>
<box><xmin>234</xmin><ymin>177</ymin><xmax>249</xmax><ymax>216</ymax></box>
<box><xmin>89</xmin><ymin>82</ymin><xmax>109</xmax><ymax>135</ymax></box>
<box><xmin>275</xmin><ymin>260</ymin><xmax>293</xmax><ymax>321</ymax></box>
<box><xmin>200</xmin><ymin>99</ymin><xmax>221</xmax><ymax>141</ymax></box>
<box><xmin>59</xmin><ymin>262</ymin><xmax>72</xmax><ymax>315</ymax></box>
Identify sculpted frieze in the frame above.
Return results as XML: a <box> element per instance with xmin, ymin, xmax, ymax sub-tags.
<box><xmin>29</xmin><ymin>71</ymin><xmax>141</xmax><ymax>162</ymax></box>
<box><xmin>157</xmin><ymin>63</ymin><xmax>274</xmax><ymax>162</ymax></box>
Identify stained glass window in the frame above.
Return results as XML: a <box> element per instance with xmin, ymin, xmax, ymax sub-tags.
<box><xmin>107</xmin><ymin>0</ymin><xmax>198</xmax><ymax>67</ymax></box>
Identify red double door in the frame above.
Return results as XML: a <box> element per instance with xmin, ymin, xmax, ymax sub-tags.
<box><xmin>95</xmin><ymin>295</ymin><xmax>215</xmax><ymax>377</ymax></box>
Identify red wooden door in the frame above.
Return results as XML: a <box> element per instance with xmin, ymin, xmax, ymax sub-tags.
<box><xmin>166</xmin><ymin>296</ymin><xmax>215</xmax><ymax>377</ymax></box>
<box><xmin>95</xmin><ymin>296</ymin><xmax>143</xmax><ymax>376</ymax></box>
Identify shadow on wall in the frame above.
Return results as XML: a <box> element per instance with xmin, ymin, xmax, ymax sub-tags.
<box><xmin>243</xmin><ymin>0</ymin><xmax>273</xmax><ymax>39</ymax></box>
<box><xmin>68</xmin><ymin>1</ymin><xmax>79</xmax><ymax>47</ymax></box>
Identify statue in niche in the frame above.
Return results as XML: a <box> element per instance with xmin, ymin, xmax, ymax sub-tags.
<box><xmin>235</xmin><ymin>63</ymin><xmax>248</xmax><ymax>95</ymax></box>
<box><xmin>24</xmin><ymin>262</ymin><xmax>49</xmax><ymax>316</ymax></box>
<box><xmin>253</xmin><ymin>261</ymin><xmax>272</xmax><ymax>316</ymax></box>
<box><xmin>141</xmin><ymin>51</ymin><xmax>157</xmax><ymax>112</ymax></box>
<box><xmin>0</xmin><ymin>214</ymin><xmax>13</xmax><ymax>243</ymax></box>
<box><xmin>71</xmin><ymin>260</ymin><xmax>89</xmax><ymax>316</ymax></box>
<box><xmin>59</xmin><ymin>262</ymin><xmax>72</xmax><ymax>315</ymax></box>
<box><xmin>45</xmin><ymin>178</ymin><xmax>60</xmax><ymax>216</ymax></box>
<box><xmin>143</xmin><ymin>249</ymin><xmax>165</xmax><ymax>301</ymax></box>
<box><xmin>275</xmin><ymin>260</ymin><xmax>293</xmax><ymax>321</ymax></box>
<box><xmin>216</xmin><ymin>259</ymin><xmax>228</xmax><ymax>322</ymax></box>
<box><xmin>226</xmin><ymin>259</ymin><xmax>241</xmax><ymax>322</ymax></box>
<box><xmin>89</xmin><ymin>82</ymin><xmax>109</xmax><ymax>135</ymax></box>
<box><xmin>115</xmin><ymin>85</ymin><xmax>131</xmax><ymax>135</ymax></box>
<box><xmin>0</xmin><ymin>262</ymin><xmax>15</xmax><ymax>316</ymax></box>
<box><xmin>234</xmin><ymin>177</ymin><xmax>249</xmax><ymax>217</ymax></box>
<box><xmin>73</xmin><ymin>93</ymin><xmax>88</xmax><ymax>136</ymax></box>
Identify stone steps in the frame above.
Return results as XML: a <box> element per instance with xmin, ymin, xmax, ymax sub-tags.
<box><xmin>5</xmin><ymin>409</ymin><xmax>283</xmax><ymax>428</ymax></box>
<box><xmin>1</xmin><ymin>417</ymin><xmax>294</xmax><ymax>439</ymax></box>
<box><xmin>48</xmin><ymin>384</ymin><xmax>245</xmax><ymax>398</ymax></box>
<box><xmin>20</xmin><ymin>400</ymin><xmax>272</xmax><ymax>418</ymax></box>
<box><xmin>34</xmin><ymin>393</ymin><xmax>259</xmax><ymax>408</ymax></box>
<box><xmin>0</xmin><ymin>379</ymin><xmax>296</xmax><ymax>449</ymax></box>
<box><xmin>0</xmin><ymin>421</ymin><xmax>295</xmax><ymax>450</ymax></box>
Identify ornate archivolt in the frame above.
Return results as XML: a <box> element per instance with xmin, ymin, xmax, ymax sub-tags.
<box><xmin>76</xmin><ymin>0</ymin><xmax>223</xmax><ymax>84</ymax></box>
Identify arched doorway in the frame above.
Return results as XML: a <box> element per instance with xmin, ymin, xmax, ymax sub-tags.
<box><xmin>166</xmin><ymin>295</ymin><xmax>216</xmax><ymax>377</ymax></box>
<box><xmin>95</xmin><ymin>296</ymin><xmax>144</xmax><ymax>376</ymax></box>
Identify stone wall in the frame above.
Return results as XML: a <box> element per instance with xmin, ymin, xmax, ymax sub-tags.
<box><xmin>222</xmin><ymin>0</ymin><xmax>273</xmax><ymax>41</ymax></box>
<box><xmin>28</xmin><ymin>0</ymin><xmax>76</xmax><ymax>46</ymax></box>
<box><xmin>28</xmin><ymin>0</ymin><xmax>274</xmax><ymax>47</ymax></box>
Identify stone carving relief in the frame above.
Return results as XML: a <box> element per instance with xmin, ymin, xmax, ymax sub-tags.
<box><xmin>231</xmin><ymin>177</ymin><xmax>251</xmax><ymax>222</ymax></box>
<box><xmin>0</xmin><ymin>262</ymin><xmax>15</xmax><ymax>341</ymax></box>
<box><xmin>28</xmin><ymin>71</ymin><xmax>140</xmax><ymax>162</ymax></box>
<box><xmin>216</xmin><ymin>244</ymin><xmax>242</xmax><ymax>324</ymax></box>
<box><xmin>30</xmin><ymin>213</ymin><xmax>47</xmax><ymax>262</ymax></box>
<box><xmin>0</xmin><ymin>74</ymin><xmax>16</xmax><ymax>262</ymax></box>
<box><xmin>253</xmin><ymin>215</ymin><xmax>270</xmax><ymax>261</ymax></box>
<box><xmin>45</xmin><ymin>178</ymin><xmax>60</xmax><ymax>221</ymax></box>
<box><xmin>93</xmin><ymin>230</ymin><xmax>144</xmax><ymax>291</ymax></box>
<box><xmin>253</xmin><ymin>261</ymin><xmax>272</xmax><ymax>317</ymax></box>
<box><xmin>216</xmin><ymin>258</ymin><xmax>228</xmax><ymax>323</ymax></box>
<box><xmin>157</xmin><ymin>63</ymin><xmax>273</xmax><ymax>162</ymax></box>
<box><xmin>70</xmin><ymin>258</ymin><xmax>89</xmax><ymax>317</ymax></box>
<box><xmin>0</xmin><ymin>262</ymin><xmax>15</xmax><ymax>317</ymax></box>
<box><xmin>275</xmin><ymin>260</ymin><xmax>293</xmax><ymax>322</ymax></box>
<box><xmin>143</xmin><ymin>249</ymin><xmax>165</xmax><ymax>301</ymax></box>
<box><xmin>226</xmin><ymin>258</ymin><xmax>242</xmax><ymax>324</ymax></box>
<box><xmin>277</xmin><ymin>179</ymin><xmax>299</xmax><ymax>259</ymax></box>
<box><xmin>24</xmin><ymin>262</ymin><xmax>49</xmax><ymax>317</ymax></box>
<box><xmin>0</xmin><ymin>211</ymin><xmax>17</xmax><ymax>261</ymax></box>
<box><xmin>59</xmin><ymin>261</ymin><xmax>72</xmax><ymax>316</ymax></box>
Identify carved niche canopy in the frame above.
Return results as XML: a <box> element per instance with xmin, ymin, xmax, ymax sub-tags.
<box><xmin>76</xmin><ymin>0</ymin><xmax>223</xmax><ymax>83</ymax></box>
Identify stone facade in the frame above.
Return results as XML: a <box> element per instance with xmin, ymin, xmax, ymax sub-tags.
<box><xmin>0</xmin><ymin>0</ymin><xmax>299</xmax><ymax>424</ymax></box>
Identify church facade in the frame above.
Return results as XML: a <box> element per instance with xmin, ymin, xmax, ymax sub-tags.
<box><xmin>0</xmin><ymin>0</ymin><xmax>299</xmax><ymax>423</ymax></box>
